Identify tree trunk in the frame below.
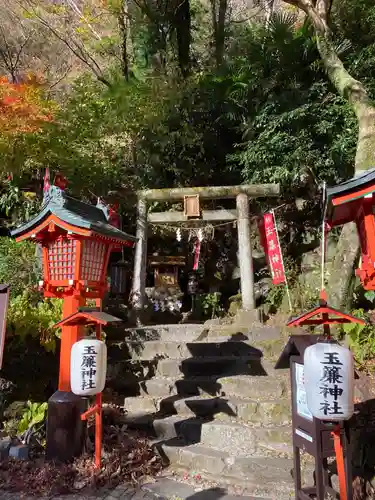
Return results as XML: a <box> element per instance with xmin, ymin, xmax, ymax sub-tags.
<box><xmin>285</xmin><ymin>0</ymin><xmax>375</xmax><ymax>173</ymax></box>
<box><xmin>282</xmin><ymin>0</ymin><xmax>375</xmax><ymax>307</ymax></box>
<box><xmin>264</xmin><ymin>0</ymin><xmax>274</xmax><ymax>23</ymax></box>
<box><xmin>211</xmin><ymin>0</ymin><xmax>228</xmax><ymax>68</ymax></box>
<box><xmin>315</xmin><ymin>36</ymin><xmax>375</xmax><ymax>306</ymax></box>
<box><xmin>118</xmin><ymin>0</ymin><xmax>132</xmax><ymax>81</ymax></box>
<box><xmin>315</xmin><ymin>35</ymin><xmax>375</xmax><ymax>173</ymax></box>
<box><xmin>174</xmin><ymin>0</ymin><xmax>191</xmax><ymax>77</ymax></box>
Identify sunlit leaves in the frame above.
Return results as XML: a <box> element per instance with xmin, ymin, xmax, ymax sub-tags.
<box><xmin>0</xmin><ymin>75</ymin><xmax>55</xmax><ymax>135</ymax></box>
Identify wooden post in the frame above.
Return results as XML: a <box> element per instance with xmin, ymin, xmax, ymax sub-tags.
<box><xmin>131</xmin><ymin>197</ymin><xmax>148</xmax><ymax>323</ymax></box>
<box><xmin>236</xmin><ymin>193</ymin><xmax>255</xmax><ymax>311</ymax></box>
<box><xmin>46</xmin><ymin>293</ymin><xmax>86</xmax><ymax>462</ymax></box>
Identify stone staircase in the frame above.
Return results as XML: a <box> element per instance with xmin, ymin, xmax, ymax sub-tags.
<box><xmin>106</xmin><ymin>322</ymin><xmax>309</xmax><ymax>498</ymax></box>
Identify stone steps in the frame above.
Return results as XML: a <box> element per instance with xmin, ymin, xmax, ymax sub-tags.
<box><xmin>124</xmin><ymin>414</ymin><xmax>292</xmax><ymax>457</ymax></box>
<box><xmin>155</xmin><ymin>442</ymin><xmax>301</xmax><ymax>497</ymax></box>
<box><xmin>111</xmin><ymin>322</ymin><xmax>295</xmax><ymax>494</ymax></box>
<box><xmin>109</xmin><ymin>323</ymin><xmax>281</xmax><ymax>343</ymax></box>
<box><xmin>120</xmin><ymin>356</ymin><xmax>276</xmax><ymax>379</ymax></box>
<box><xmin>111</xmin><ymin>373</ymin><xmax>289</xmax><ymax>399</ymax></box>
<box><xmin>124</xmin><ymin>394</ymin><xmax>291</xmax><ymax>425</ymax></box>
<box><xmin>116</xmin><ymin>339</ymin><xmax>264</xmax><ymax>361</ymax></box>
<box><xmin>111</xmin><ymin>324</ymin><xmax>207</xmax><ymax>342</ymax></box>
<box><xmin>142</xmin><ymin>477</ymin><xmax>272</xmax><ymax>500</ymax></box>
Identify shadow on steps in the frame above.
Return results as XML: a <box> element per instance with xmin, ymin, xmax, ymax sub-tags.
<box><xmin>123</xmin><ymin>332</ymin><xmax>275</xmax><ymax>469</ymax></box>
<box><xmin>112</xmin><ymin>332</ymin><xmax>268</xmax><ymax>399</ymax></box>
<box><xmin>185</xmin><ymin>487</ymin><xmax>228</xmax><ymax>500</ymax></box>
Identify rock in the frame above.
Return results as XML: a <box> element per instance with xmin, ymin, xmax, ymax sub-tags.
<box><xmin>73</xmin><ymin>478</ymin><xmax>89</xmax><ymax>490</ymax></box>
<box><xmin>232</xmin><ymin>309</ymin><xmax>261</xmax><ymax>327</ymax></box>
<box><xmin>0</xmin><ymin>377</ymin><xmax>15</xmax><ymax>394</ymax></box>
<box><xmin>4</xmin><ymin>401</ymin><xmax>27</xmax><ymax>419</ymax></box>
<box><xmin>203</xmin><ymin>318</ymin><xmax>222</xmax><ymax>328</ymax></box>
<box><xmin>9</xmin><ymin>444</ymin><xmax>29</xmax><ymax>460</ymax></box>
<box><xmin>254</xmin><ymin>277</ymin><xmax>272</xmax><ymax>301</ymax></box>
<box><xmin>228</xmin><ymin>297</ymin><xmax>241</xmax><ymax>316</ymax></box>
<box><xmin>0</xmin><ymin>436</ymin><xmax>11</xmax><ymax>459</ymax></box>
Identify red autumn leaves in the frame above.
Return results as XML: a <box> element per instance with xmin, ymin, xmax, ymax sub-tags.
<box><xmin>0</xmin><ymin>75</ymin><xmax>54</xmax><ymax>134</ymax></box>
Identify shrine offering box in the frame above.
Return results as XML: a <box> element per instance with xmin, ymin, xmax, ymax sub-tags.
<box><xmin>149</xmin><ymin>255</ymin><xmax>185</xmax><ymax>287</ymax></box>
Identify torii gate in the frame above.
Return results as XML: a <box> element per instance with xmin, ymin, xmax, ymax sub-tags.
<box><xmin>131</xmin><ymin>184</ymin><xmax>280</xmax><ymax>321</ymax></box>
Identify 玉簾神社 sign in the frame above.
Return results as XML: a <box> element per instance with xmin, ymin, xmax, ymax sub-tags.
<box><xmin>304</xmin><ymin>343</ymin><xmax>354</xmax><ymax>421</ymax></box>
<box><xmin>71</xmin><ymin>338</ymin><xmax>107</xmax><ymax>396</ymax></box>
<box><xmin>275</xmin><ymin>335</ymin><xmax>353</xmax><ymax>500</ymax></box>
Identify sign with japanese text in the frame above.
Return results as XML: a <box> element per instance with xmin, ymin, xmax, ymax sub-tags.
<box><xmin>304</xmin><ymin>343</ymin><xmax>354</xmax><ymax>421</ymax></box>
<box><xmin>71</xmin><ymin>339</ymin><xmax>107</xmax><ymax>396</ymax></box>
<box><xmin>295</xmin><ymin>363</ymin><xmax>313</xmax><ymax>421</ymax></box>
<box><xmin>263</xmin><ymin>212</ymin><xmax>286</xmax><ymax>285</ymax></box>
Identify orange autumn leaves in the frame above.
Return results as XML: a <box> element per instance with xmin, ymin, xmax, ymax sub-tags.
<box><xmin>0</xmin><ymin>74</ymin><xmax>55</xmax><ymax>134</ymax></box>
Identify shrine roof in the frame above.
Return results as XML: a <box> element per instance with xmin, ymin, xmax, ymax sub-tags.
<box><xmin>10</xmin><ymin>186</ymin><xmax>136</xmax><ymax>243</ymax></box>
<box><xmin>54</xmin><ymin>308</ymin><xmax>122</xmax><ymax>327</ymax></box>
<box><xmin>325</xmin><ymin>169</ymin><xmax>375</xmax><ymax>226</ymax></box>
<box><xmin>286</xmin><ymin>302</ymin><xmax>365</xmax><ymax>327</ymax></box>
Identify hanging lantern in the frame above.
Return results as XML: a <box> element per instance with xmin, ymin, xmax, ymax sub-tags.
<box><xmin>71</xmin><ymin>338</ymin><xmax>107</xmax><ymax>396</ymax></box>
<box><xmin>304</xmin><ymin>342</ymin><xmax>354</xmax><ymax>421</ymax></box>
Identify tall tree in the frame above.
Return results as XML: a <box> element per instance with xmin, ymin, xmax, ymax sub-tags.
<box><xmin>280</xmin><ymin>0</ymin><xmax>375</xmax><ymax>306</ymax></box>
<box><xmin>174</xmin><ymin>0</ymin><xmax>191</xmax><ymax>76</ymax></box>
<box><xmin>281</xmin><ymin>0</ymin><xmax>375</xmax><ymax>174</ymax></box>
<box><xmin>211</xmin><ymin>0</ymin><xmax>228</xmax><ymax>67</ymax></box>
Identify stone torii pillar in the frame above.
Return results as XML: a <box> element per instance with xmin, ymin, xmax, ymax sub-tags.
<box><xmin>236</xmin><ymin>193</ymin><xmax>255</xmax><ymax>311</ymax></box>
<box><xmin>131</xmin><ymin>184</ymin><xmax>280</xmax><ymax>324</ymax></box>
<box><xmin>131</xmin><ymin>197</ymin><xmax>148</xmax><ymax>323</ymax></box>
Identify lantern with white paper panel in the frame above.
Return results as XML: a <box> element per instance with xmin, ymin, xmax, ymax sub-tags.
<box><xmin>71</xmin><ymin>338</ymin><xmax>107</xmax><ymax>396</ymax></box>
<box><xmin>304</xmin><ymin>342</ymin><xmax>354</xmax><ymax>421</ymax></box>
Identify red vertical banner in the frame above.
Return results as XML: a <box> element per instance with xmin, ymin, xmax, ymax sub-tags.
<box><xmin>43</xmin><ymin>168</ymin><xmax>50</xmax><ymax>200</ymax></box>
<box><xmin>193</xmin><ymin>239</ymin><xmax>201</xmax><ymax>271</ymax></box>
<box><xmin>263</xmin><ymin>212</ymin><xmax>286</xmax><ymax>285</ymax></box>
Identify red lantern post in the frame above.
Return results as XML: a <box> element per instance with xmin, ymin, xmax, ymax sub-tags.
<box><xmin>11</xmin><ymin>186</ymin><xmax>136</xmax><ymax>461</ymax></box>
<box><xmin>55</xmin><ymin>309</ymin><xmax>122</xmax><ymax>468</ymax></box>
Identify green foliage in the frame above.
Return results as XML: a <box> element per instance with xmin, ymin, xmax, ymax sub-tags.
<box><xmin>225</xmin><ymin>16</ymin><xmax>357</xmax><ymax>186</ymax></box>
<box><xmin>263</xmin><ymin>284</ymin><xmax>285</xmax><ymax>316</ymax></box>
<box><xmin>0</xmin><ymin>180</ymin><xmax>41</xmax><ymax>225</ymax></box>
<box><xmin>7</xmin><ymin>292</ymin><xmax>63</xmax><ymax>352</ymax></box>
<box><xmin>18</xmin><ymin>401</ymin><xmax>47</xmax><ymax>435</ymax></box>
<box><xmin>342</xmin><ymin>309</ymin><xmax>375</xmax><ymax>366</ymax></box>
<box><xmin>198</xmin><ymin>292</ymin><xmax>223</xmax><ymax>319</ymax></box>
<box><xmin>2</xmin><ymin>2</ymin><xmax>373</xmax><ymax>201</ymax></box>
<box><xmin>0</xmin><ymin>238</ymin><xmax>39</xmax><ymax>298</ymax></box>
<box><xmin>0</xmin><ymin>239</ymin><xmax>60</xmax><ymax>353</ymax></box>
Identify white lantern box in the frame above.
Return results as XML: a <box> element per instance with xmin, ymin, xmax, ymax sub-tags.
<box><xmin>71</xmin><ymin>338</ymin><xmax>107</xmax><ymax>396</ymax></box>
<box><xmin>304</xmin><ymin>342</ymin><xmax>354</xmax><ymax>421</ymax></box>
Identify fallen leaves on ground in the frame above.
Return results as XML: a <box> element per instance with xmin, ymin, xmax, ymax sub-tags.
<box><xmin>0</xmin><ymin>405</ymin><xmax>163</xmax><ymax>497</ymax></box>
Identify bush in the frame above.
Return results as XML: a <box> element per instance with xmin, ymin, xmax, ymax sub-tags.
<box><xmin>0</xmin><ymin>238</ymin><xmax>40</xmax><ymax>298</ymax></box>
<box><xmin>7</xmin><ymin>291</ymin><xmax>62</xmax><ymax>352</ymax></box>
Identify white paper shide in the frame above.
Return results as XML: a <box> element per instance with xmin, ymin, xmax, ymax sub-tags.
<box><xmin>304</xmin><ymin>343</ymin><xmax>354</xmax><ymax>421</ymax></box>
<box><xmin>71</xmin><ymin>338</ymin><xmax>107</xmax><ymax>396</ymax></box>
